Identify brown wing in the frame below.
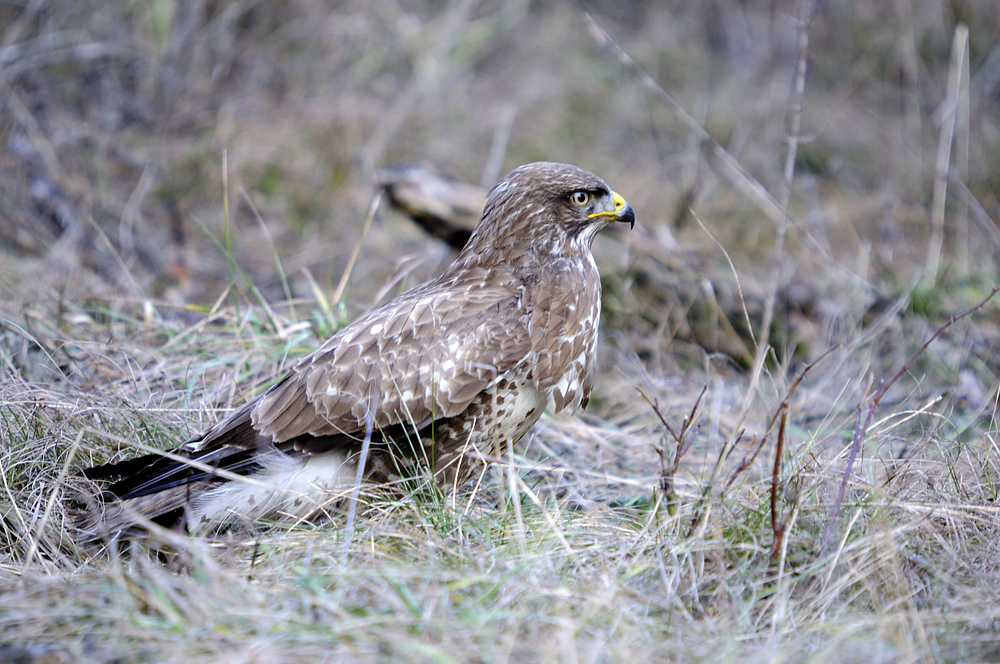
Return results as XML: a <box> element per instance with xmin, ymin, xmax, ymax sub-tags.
<box><xmin>252</xmin><ymin>277</ymin><xmax>531</xmax><ymax>444</ymax></box>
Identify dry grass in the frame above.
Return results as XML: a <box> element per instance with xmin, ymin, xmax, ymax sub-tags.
<box><xmin>3</xmin><ymin>1</ymin><xmax>1000</xmax><ymax>661</ymax></box>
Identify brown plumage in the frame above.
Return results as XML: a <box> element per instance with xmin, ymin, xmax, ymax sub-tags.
<box><xmin>81</xmin><ymin>162</ymin><xmax>635</xmax><ymax>536</ymax></box>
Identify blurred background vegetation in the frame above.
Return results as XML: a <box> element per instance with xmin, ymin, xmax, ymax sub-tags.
<box><xmin>3</xmin><ymin>0</ymin><xmax>1000</xmax><ymax>381</ymax></box>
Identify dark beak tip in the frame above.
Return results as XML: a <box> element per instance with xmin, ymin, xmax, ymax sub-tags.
<box><xmin>619</xmin><ymin>206</ymin><xmax>636</xmax><ymax>230</ymax></box>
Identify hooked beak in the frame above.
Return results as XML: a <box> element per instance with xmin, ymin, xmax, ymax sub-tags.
<box><xmin>611</xmin><ymin>191</ymin><xmax>635</xmax><ymax>230</ymax></box>
<box><xmin>588</xmin><ymin>191</ymin><xmax>635</xmax><ymax>230</ymax></box>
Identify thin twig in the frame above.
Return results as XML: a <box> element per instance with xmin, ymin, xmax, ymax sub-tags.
<box><xmin>481</xmin><ymin>103</ymin><xmax>517</xmax><ymax>188</ymax></box>
<box><xmin>582</xmin><ymin>12</ymin><xmax>783</xmax><ymax>224</ymax></box>
<box><xmin>333</xmin><ymin>192</ymin><xmax>382</xmax><ymax>307</ymax></box>
<box><xmin>746</xmin><ymin>8</ymin><xmax>812</xmax><ymax>419</ymax></box>
<box><xmin>723</xmin><ymin>431</ymin><xmax>760</xmax><ymax>492</ymax></box>
<box><xmin>725</xmin><ymin>344</ymin><xmax>837</xmax><ymax>495</ymax></box>
<box><xmin>241</xmin><ymin>188</ymin><xmax>297</xmax><ymax>323</ymax></box>
<box><xmin>1</xmin><ymin>0</ymin><xmax>46</xmax><ymax>49</ymax></box>
<box><xmin>926</xmin><ymin>24</ymin><xmax>969</xmax><ymax>285</ymax></box>
<box><xmin>343</xmin><ymin>394</ymin><xmax>378</xmax><ymax>560</ymax></box>
<box><xmin>6</xmin><ymin>90</ymin><xmax>64</xmax><ymax>184</ymax></box>
<box><xmin>638</xmin><ymin>385</ymin><xmax>706</xmax><ymax>517</ymax></box>
<box><xmin>770</xmin><ymin>405</ymin><xmax>788</xmax><ymax>561</ymax></box>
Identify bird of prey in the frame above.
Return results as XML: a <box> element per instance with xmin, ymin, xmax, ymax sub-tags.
<box><xmin>81</xmin><ymin>162</ymin><xmax>635</xmax><ymax>536</ymax></box>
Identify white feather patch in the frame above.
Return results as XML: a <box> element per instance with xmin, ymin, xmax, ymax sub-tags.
<box><xmin>190</xmin><ymin>451</ymin><xmax>355</xmax><ymax>526</ymax></box>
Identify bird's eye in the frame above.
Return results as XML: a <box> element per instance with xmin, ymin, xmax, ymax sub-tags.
<box><xmin>570</xmin><ymin>191</ymin><xmax>593</xmax><ymax>206</ymax></box>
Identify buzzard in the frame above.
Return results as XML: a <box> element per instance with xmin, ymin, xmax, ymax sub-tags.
<box><xmin>82</xmin><ymin>162</ymin><xmax>634</xmax><ymax>535</ymax></box>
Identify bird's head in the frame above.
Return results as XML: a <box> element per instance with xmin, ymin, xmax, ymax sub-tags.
<box><xmin>462</xmin><ymin>162</ymin><xmax>634</xmax><ymax>266</ymax></box>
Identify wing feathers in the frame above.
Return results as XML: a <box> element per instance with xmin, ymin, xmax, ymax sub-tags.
<box><xmin>248</xmin><ymin>282</ymin><xmax>530</xmax><ymax>444</ymax></box>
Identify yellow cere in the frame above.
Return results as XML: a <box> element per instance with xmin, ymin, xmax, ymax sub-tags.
<box><xmin>587</xmin><ymin>190</ymin><xmax>629</xmax><ymax>219</ymax></box>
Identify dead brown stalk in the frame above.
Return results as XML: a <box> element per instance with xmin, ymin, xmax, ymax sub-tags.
<box><xmin>638</xmin><ymin>385</ymin><xmax>706</xmax><ymax>517</ymax></box>
<box><xmin>765</xmin><ymin>346</ymin><xmax>836</xmax><ymax>560</ymax></box>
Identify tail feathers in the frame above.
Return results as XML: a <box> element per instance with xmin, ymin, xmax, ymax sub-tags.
<box><xmin>73</xmin><ymin>486</ymin><xmax>197</xmax><ymax>539</ymax></box>
<box><xmin>186</xmin><ymin>451</ymin><xmax>355</xmax><ymax>527</ymax></box>
<box><xmin>78</xmin><ymin>447</ymin><xmax>357</xmax><ymax>537</ymax></box>
<box><xmin>77</xmin><ymin>397</ymin><xmax>419</xmax><ymax>538</ymax></box>
<box><xmin>78</xmin><ymin>446</ymin><xmax>268</xmax><ymax>537</ymax></box>
<box><xmin>85</xmin><ymin>447</ymin><xmax>260</xmax><ymax>500</ymax></box>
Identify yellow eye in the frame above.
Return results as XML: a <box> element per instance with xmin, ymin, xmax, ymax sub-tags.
<box><xmin>570</xmin><ymin>191</ymin><xmax>593</xmax><ymax>206</ymax></box>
